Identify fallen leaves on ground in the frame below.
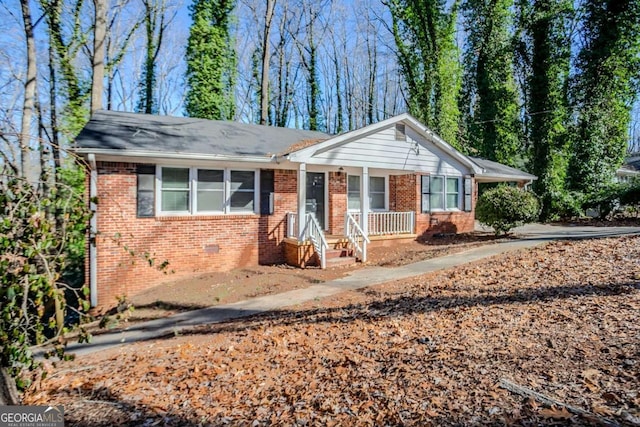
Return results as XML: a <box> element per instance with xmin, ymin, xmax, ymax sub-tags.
<box><xmin>24</xmin><ymin>236</ymin><xmax>640</xmax><ymax>426</ymax></box>
<box><xmin>117</xmin><ymin>232</ymin><xmax>500</xmax><ymax>325</ymax></box>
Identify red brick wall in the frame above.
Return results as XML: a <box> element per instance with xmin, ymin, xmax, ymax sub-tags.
<box><xmin>93</xmin><ymin>162</ymin><xmax>296</xmax><ymax>310</ymax></box>
<box><xmin>327</xmin><ymin>171</ymin><xmax>347</xmax><ymax>235</ymax></box>
<box><xmin>391</xmin><ymin>173</ymin><xmax>476</xmax><ymax>237</ymax></box>
<box><xmin>91</xmin><ymin>163</ymin><xmax>477</xmax><ymax>310</ymax></box>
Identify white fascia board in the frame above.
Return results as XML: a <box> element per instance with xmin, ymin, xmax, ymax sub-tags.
<box><xmin>76</xmin><ymin>149</ymin><xmax>291</xmax><ymax>168</ymax></box>
<box><xmin>475</xmin><ymin>174</ymin><xmax>538</xmax><ymax>183</ymax></box>
<box><xmin>406</xmin><ymin>119</ymin><xmax>482</xmax><ymax>174</ymax></box>
<box><xmin>617</xmin><ymin>168</ymin><xmax>640</xmax><ymax>177</ymax></box>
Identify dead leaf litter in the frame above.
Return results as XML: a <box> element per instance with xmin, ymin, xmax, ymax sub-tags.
<box><xmin>25</xmin><ymin>236</ymin><xmax>640</xmax><ymax>426</ymax></box>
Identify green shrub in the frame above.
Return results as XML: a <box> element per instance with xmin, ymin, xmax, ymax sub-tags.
<box><xmin>619</xmin><ymin>179</ymin><xmax>640</xmax><ymax>208</ymax></box>
<box><xmin>476</xmin><ymin>185</ymin><xmax>540</xmax><ymax>235</ymax></box>
<box><xmin>581</xmin><ymin>180</ymin><xmax>640</xmax><ymax>219</ymax></box>
<box><xmin>583</xmin><ymin>182</ymin><xmax>624</xmax><ymax>219</ymax></box>
<box><xmin>547</xmin><ymin>190</ymin><xmax>584</xmax><ymax>220</ymax></box>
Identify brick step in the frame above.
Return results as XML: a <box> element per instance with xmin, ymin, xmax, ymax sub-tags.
<box><xmin>325</xmin><ymin>255</ymin><xmax>357</xmax><ymax>268</ymax></box>
<box><xmin>325</xmin><ymin>248</ymin><xmax>353</xmax><ymax>259</ymax></box>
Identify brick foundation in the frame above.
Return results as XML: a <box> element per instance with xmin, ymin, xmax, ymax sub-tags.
<box><xmin>283</xmin><ymin>238</ymin><xmax>318</xmax><ymax>268</ymax></box>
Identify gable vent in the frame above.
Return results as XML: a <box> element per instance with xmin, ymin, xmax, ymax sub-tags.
<box><xmin>395</xmin><ymin>123</ymin><xmax>407</xmax><ymax>141</ymax></box>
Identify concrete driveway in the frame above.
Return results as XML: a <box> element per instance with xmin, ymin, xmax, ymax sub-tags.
<box><xmin>479</xmin><ymin>221</ymin><xmax>640</xmax><ymax>240</ymax></box>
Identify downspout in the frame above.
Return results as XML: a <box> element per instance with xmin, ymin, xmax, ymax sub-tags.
<box><xmin>88</xmin><ymin>154</ymin><xmax>98</xmax><ymax>307</ymax></box>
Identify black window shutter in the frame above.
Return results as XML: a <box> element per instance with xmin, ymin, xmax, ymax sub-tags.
<box><xmin>421</xmin><ymin>175</ymin><xmax>430</xmax><ymax>212</ymax></box>
<box><xmin>137</xmin><ymin>164</ymin><xmax>156</xmax><ymax>217</ymax></box>
<box><xmin>464</xmin><ymin>177</ymin><xmax>473</xmax><ymax>212</ymax></box>
<box><xmin>260</xmin><ymin>170</ymin><xmax>275</xmax><ymax>215</ymax></box>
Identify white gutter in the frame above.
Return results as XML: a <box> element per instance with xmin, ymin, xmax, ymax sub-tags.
<box><xmin>88</xmin><ymin>154</ymin><xmax>98</xmax><ymax>308</ymax></box>
<box><xmin>75</xmin><ymin>148</ymin><xmax>275</xmax><ymax>164</ymax></box>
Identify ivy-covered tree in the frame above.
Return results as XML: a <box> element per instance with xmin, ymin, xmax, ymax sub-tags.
<box><xmin>521</xmin><ymin>0</ymin><xmax>573</xmax><ymax>220</ymax></box>
<box><xmin>568</xmin><ymin>0</ymin><xmax>640</xmax><ymax>193</ymax></box>
<box><xmin>185</xmin><ymin>0</ymin><xmax>237</xmax><ymax>120</ymax></box>
<box><xmin>385</xmin><ymin>0</ymin><xmax>463</xmax><ymax>149</ymax></box>
<box><xmin>136</xmin><ymin>0</ymin><xmax>170</xmax><ymax>115</ymax></box>
<box><xmin>462</xmin><ymin>0</ymin><xmax>522</xmax><ymax>166</ymax></box>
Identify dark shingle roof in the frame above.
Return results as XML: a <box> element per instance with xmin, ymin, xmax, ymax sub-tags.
<box><xmin>470</xmin><ymin>157</ymin><xmax>537</xmax><ymax>182</ymax></box>
<box><xmin>74</xmin><ymin>110</ymin><xmax>330</xmax><ymax>157</ymax></box>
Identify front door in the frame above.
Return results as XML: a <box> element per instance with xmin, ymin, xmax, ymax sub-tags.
<box><xmin>306</xmin><ymin>172</ymin><xmax>325</xmax><ymax>230</ymax></box>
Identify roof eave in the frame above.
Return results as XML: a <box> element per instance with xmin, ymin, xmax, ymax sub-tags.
<box><xmin>475</xmin><ymin>174</ymin><xmax>537</xmax><ymax>183</ymax></box>
<box><xmin>75</xmin><ymin>148</ymin><xmax>276</xmax><ymax>164</ymax></box>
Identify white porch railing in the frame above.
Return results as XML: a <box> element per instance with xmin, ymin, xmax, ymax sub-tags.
<box><xmin>287</xmin><ymin>212</ymin><xmax>329</xmax><ymax>269</ymax></box>
<box><xmin>286</xmin><ymin>212</ymin><xmax>298</xmax><ymax>238</ymax></box>
<box><xmin>301</xmin><ymin>213</ymin><xmax>328</xmax><ymax>269</ymax></box>
<box><xmin>350</xmin><ymin>211</ymin><xmax>415</xmax><ymax>236</ymax></box>
<box><xmin>345</xmin><ymin>212</ymin><xmax>370</xmax><ymax>262</ymax></box>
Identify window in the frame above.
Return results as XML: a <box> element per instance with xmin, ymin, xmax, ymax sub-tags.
<box><xmin>446</xmin><ymin>177</ymin><xmax>459</xmax><ymax>209</ymax></box>
<box><xmin>158</xmin><ymin>166</ymin><xmax>258</xmax><ymax>215</ymax></box>
<box><xmin>369</xmin><ymin>176</ymin><xmax>386</xmax><ymax>210</ymax></box>
<box><xmin>137</xmin><ymin>165</ymin><xmax>155</xmax><ymax>217</ymax></box>
<box><xmin>196</xmin><ymin>169</ymin><xmax>224</xmax><ymax>212</ymax></box>
<box><xmin>347</xmin><ymin>175</ymin><xmax>387</xmax><ymax>211</ymax></box>
<box><xmin>161</xmin><ymin>167</ymin><xmax>190</xmax><ymax>212</ymax></box>
<box><xmin>347</xmin><ymin>175</ymin><xmax>360</xmax><ymax>210</ymax></box>
<box><xmin>430</xmin><ymin>176</ymin><xmax>445</xmax><ymax>210</ymax></box>
<box><xmin>230</xmin><ymin>171</ymin><xmax>255</xmax><ymax>212</ymax></box>
<box><xmin>422</xmin><ymin>175</ymin><xmax>461</xmax><ymax>212</ymax></box>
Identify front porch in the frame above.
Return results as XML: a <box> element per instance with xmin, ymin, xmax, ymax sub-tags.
<box><xmin>284</xmin><ymin>211</ymin><xmax>417</xmax><ymax>268</ymax></box>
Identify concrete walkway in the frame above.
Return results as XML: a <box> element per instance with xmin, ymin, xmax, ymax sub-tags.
<box><xmin>62</xmin><ymin>223</ymin><xmax>640</xmax><ymax>356</ymax></box>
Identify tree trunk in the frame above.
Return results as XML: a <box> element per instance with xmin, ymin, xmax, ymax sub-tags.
<box><xmin>260</xmin><ymin>0</ymin><xmax>276</xmax><ymax>125</ymax></box>
<box><xmin>91</xmin><ymin>0</ymin><xmax>107</xmax><ymax>113</ymax></box>
<box><xmin>20</xmin><ymin>0</ymin><xmax>37</xmax><ymax>180</ymax></box>
<box><xmin>0</xmin><ymin>368</ymin><xmax>20</xmax><ymax>405</ymax></box>
<box><xmin>48</xmin><ymin>33</ymin><xmax>60</xmax><ymax>168</ymax></box>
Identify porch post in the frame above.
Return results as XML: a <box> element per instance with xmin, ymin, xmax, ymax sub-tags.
<box><xmin>297</xmin><ymin>163</ymin><xmax>307</xmax><ymax>239</ymax></box>
<box><xmin>361</xmin><ymin>166</ymin><xmax>369</xmax><ymax>262</ymax></box>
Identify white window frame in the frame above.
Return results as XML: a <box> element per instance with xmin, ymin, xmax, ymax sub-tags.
<box><xmin>228</xmin><ymin>169</ymin><xmax>259</xmax><ymax>213</ymax></box>
<box><xmin>422</xmin><ymin>175</ymin><xmax>462</xmax><ymax>212</ymax></box>
<box><xmin>445</xmin><ymin>176</ymin><xmax>461</xmax><ymax>211</ymax></box>
<box><xmin>158</xmin><ymin>166</ymin><xmax>192</xmax><ymax>215</ymax></box>
<box><xmin>347</xmin><ymin>175</ymin><xmax>361</xmax><ymax>211</ymax></box>
<box><xmin>347</xmin><ymin>174</ymin><xmax>389</xmax><ymax>212</ymax></box>
<box><xmin>156</xmin><ymin>166</ymin><xmax>259</xmax><ymax>216</ymax></box>
<box><xmin>194</xmin><ymin>168</ymin><xmax>225</xmax><ymax>214</ymax></box>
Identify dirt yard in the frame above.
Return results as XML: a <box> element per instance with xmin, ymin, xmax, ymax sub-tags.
<box><xmin>115</xmin><ymin>231</ymin><xmax>503</xmax><ymax>325</ymax></box>
<box><xmin>24</xmin><ymin>235</ymin><xmax>640</xmax><ymax>426</ymax></box>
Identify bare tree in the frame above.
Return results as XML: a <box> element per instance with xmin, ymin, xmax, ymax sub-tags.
<box><xmin>91</xmin><ymin>0</ymin><xmax>107</xmax><ymax>113</ymax></box>
<box><xmin>260</xmin><ymin>0</ymin><xmax>276</xmax><ymax>125</ymax></box>
<box><xmin>105</xmin><ymin>0</ymin><xmax>141</xmax><ymax>110</ymax></box>
<box><xmin>271</xmin><ymin>1</ymin><xmax>298</xmax><ymax>127</ymax></box>
<box><xmin>19</xmin><ymin>0</ymin><xmax>37</xmax><ymax>180</ymax></box>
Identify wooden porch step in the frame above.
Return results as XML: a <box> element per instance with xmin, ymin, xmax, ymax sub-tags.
<box><xmin>325</xmin><ymin>255</ymin><xmax>357</xmax><ymax>268</ymax></box>
<box><xmin>325</xmin><ymin>248</ymin><xmax>352</xmax><ymax>259</ymax></box>
<box><xmin>323</xmin><ymin>248</ymin><xmax>356</xmax><ymax>268</ymax></box>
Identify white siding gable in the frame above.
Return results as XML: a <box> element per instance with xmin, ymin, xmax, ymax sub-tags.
<box><xmin>307</xmin><ymin>124</ymin><xmax>470</xmax><ymax>176</ymax></box>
